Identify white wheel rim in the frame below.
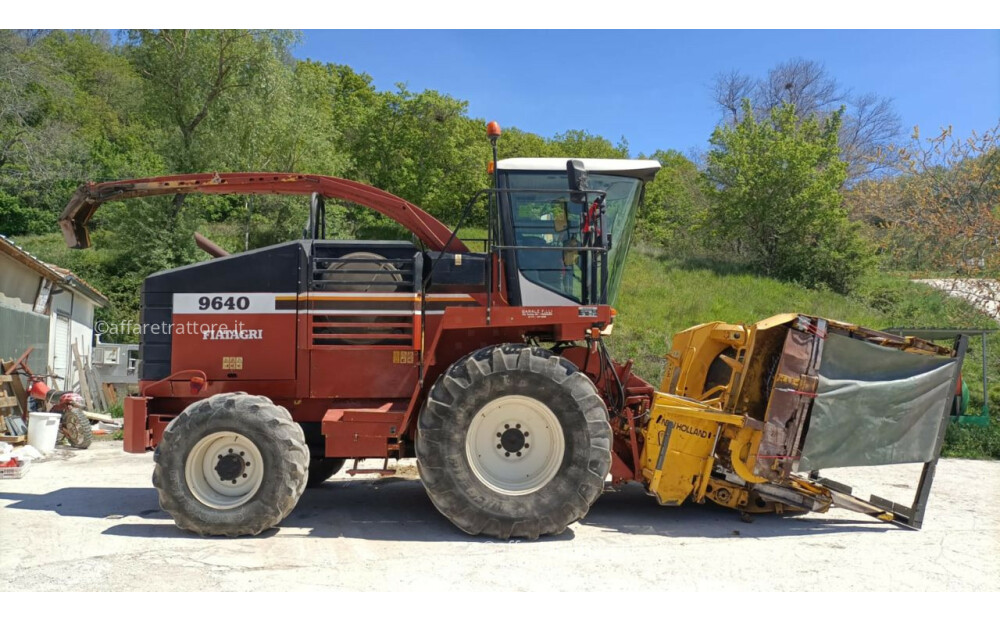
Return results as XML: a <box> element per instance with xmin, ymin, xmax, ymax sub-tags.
<box><xmin>185</xmin><ymin>432</ymin><xmax>264</xmax><ymax>509</ymax></box>
<box><xmin>465</xmin><ymin>395</ymin><xmax>565</xmax><ymax>495</ymax></box>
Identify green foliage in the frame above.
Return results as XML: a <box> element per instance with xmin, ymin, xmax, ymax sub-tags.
<box><xmin>610</xmin><ymin>245</ymin><xmax>883</xmax><ymax>382</ymax></box>
<box><xmin>704</xmin><ymin>101</ymin><xmax>873</xmax><ymax>293</ymax></box>
<box><xmin>3</xmin><ymin>29</ymin><xmax>645</xmax><ymax>252</ymax></box>
<box><xmin>638</xmin><ymin>149</ymin><xmax>708</xmax><ymax>249</ymax></box>
<box><xmin>497</xmin><ymin>127</ymin><xmax>627</xmax><ymax>160</ymax></box>
<box><xmin>0</xmin><ymin>191</ymin><xmax>38</xmax><ymax>235</ymax></box>
<box><xmin>0</xmin><ymin>31</ymin><xmax>165</xmax><ymax>237</ymax></box>
<box><xmin>125</xmin><ymin>29</ymin><xmax>299</xmax><ymax>173</ymax></box>
<box><xmin>546</xmin><ymin>130</ymin><xmax>628</xmax><ymax>159</ymax></box>
<box><xmin>341</xmin><ymin>85</ymin><xmax>488</xmax><ymax>224</ymax></box>
<box><xmin>847</xmin><ymin>124</ymin><xmax>1000</xmax><ymax>278</ymax></box>
<box><xmin>944</xmin><ymin>419</ymin><xmax>1000</xmax><ymax>459</ymax></box>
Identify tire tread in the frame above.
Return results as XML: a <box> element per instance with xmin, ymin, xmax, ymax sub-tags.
<box><xmin>152</xmin><ymin>392</ymin><xmax>308</xmax><ymax>536</ymax></box>
<box><xmin>416</xmin><ymin>345</ymin><xmax>612</xmax><ymax>539</ymax></box>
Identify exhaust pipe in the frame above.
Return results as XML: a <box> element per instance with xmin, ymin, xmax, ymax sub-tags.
<box><xmin>194</xmin><ymin>232</ymin><xmax>229</xmax><ymax>258</ymax></box>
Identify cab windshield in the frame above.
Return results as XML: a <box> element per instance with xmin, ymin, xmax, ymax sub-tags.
<box><xmin>501</xmin><ymin>171</ymin><xmax>642</xmax><ymax>305</ymax></box>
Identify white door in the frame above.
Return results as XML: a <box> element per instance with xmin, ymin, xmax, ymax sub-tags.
<box><xmin>53</xmin><ymin>314</ymin><xmax>71</xmax><ymax>390</ymax></box>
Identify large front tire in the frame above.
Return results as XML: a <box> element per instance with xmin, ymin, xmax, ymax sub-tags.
<box><xmin>152</xmin><ymin>392</ymin><xmax>308</xmax><ymax>536</ymax></box>
<box><xmin>416</xmin><ymin>345</ymin><xmax>612</xmax><ymax>539</ymax></box>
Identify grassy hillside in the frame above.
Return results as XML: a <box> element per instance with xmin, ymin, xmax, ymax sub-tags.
<box><xmin>609</xmin><ymin>244</ymin><xmax>999</xmax><ymax>459</ymax></box>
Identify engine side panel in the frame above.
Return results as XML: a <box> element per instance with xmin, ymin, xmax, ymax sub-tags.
<box><xmin>141</xmin><ymin>241</ymin><xmax>307</xmax><ymax>381</ymax></box>
<box><xmin>171</xmin><ymin>292</ymin><xmax>297</xmax><ymax>381</ymax></box>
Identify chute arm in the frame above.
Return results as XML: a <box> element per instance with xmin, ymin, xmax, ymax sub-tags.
<box><xmin>59</xmin><ymin>172</ymin><xmax>468</xmax><ymax>253</ymax></box>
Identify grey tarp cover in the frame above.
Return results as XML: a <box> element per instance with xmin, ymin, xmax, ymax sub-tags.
<box><xmin>796</xmin><ymin>333</ymin><xmax>957</xmax><ymax>470</ymax></box>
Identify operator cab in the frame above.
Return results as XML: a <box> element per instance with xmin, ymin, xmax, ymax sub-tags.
<box><xmin>495</xmin><ymin>158</ymin><xmax>660</xmax><ymax>307</ymax></box>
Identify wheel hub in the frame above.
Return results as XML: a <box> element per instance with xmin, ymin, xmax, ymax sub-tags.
<box><xmin>185</xmin><ymin>432</ymin><xmax>263</xmax><ymax>509</ymax></box>
<box><xmin>466</xmin><ymin>395</ymin><xmax>564</xmax><ymax>495</ymax></box>
<box><xmin>214</xmin><ymin>451</ymin><xmax>246</xmax><ymax>482</ymax></box>
<box><xmin>498</xmin><ymin>425</ymin><xmax>529</xmax><ymax>457</ymax></box>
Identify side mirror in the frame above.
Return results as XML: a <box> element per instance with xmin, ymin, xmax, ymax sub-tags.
<box><xmin>567</xmin><ymin>159</ymin><xmax>588</xmax><ymax>204</ymax></box>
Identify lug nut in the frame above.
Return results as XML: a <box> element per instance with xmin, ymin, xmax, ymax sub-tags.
<box><xmin>516</xmin><ymin>452</ymin><xmax>522</xmax><ymax>457</ymax></box>
<box><xmin>505</xmin><ymin>452</ymin><xmax>510</xmax><ymax>457</ymax></box>
<box><xmin>525</xmin><ymin>444</ymin><xmax>530</xmax><ymax>449</ymax></box>
<box><xmin>516</xmin><ymin>424</ymin><xmax>521</xmax><ymax>429</ymax></box>
<box><xmin>496</xmin><ymin>444</ymin><xmax>502</xmax><ymax>449</ymax></box>
<box><xmin>524</xmin><ymin>432</ymin><xmax>529</xmax><ymax>437</ymax></box>
<box><xmin>504</xmin><ymin>424</ymin><xmax>509</xmax><ymax>429</ymax></box>
<box><xmin>496</xmin><ymin>432</ymin><xmax>501</xmax><ymax>438</ymax></box>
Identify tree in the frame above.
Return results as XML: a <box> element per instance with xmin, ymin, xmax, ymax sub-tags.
<box><xmin>712</xmin><ymin>59</ymin><xmax>901</xmax><ymax>181</ymax></box>
<box><xmin>125</xmin><ymin>29</ymin><xmax>298</xmax><ymax>175</ymax></box>
<box><xmin>547</xmin><ymin>130</ymin><xmax>629</xmax><ymax>159</ymax></box>
<box><xmin>342</xmin><ymin>86</ymin><xmax>487</xmax><ymax>228</ymax></box>
<box><xmin>848</xmin><ymin>122</ymin><xmax>1000</xmax><ymax>277</ymax></box>
<box><xmin>0</xmin><ymin>30</ymin><xmax>161</xmax><ymax>236</ymax></box>
<box><xmin>0</xmin><ymin>29</ymin><xmax>87</xmax><ymax>226</ymax></box>
<box><xmin>704</xmin><ymin>101</ymin><xmax>872</xmax><ymax>293</ymax></box>
<box><xmin>119</xmin><ymin>29</ymin><xmax>300</xmax><ymax>268</ymax></box>
<box><xmin>637</xmin><ymin>149</ymin><xmax>708</xmax><ymax>248</ymax></box>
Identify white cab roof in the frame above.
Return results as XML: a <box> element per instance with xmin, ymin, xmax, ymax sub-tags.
<box><xmin>497</xmin><ymin>158</ymin><xmax>661</xmax><ymax>182</ymax></box>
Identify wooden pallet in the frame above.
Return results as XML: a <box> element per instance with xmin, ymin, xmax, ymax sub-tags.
<box><xmin>0</xmin><ymin>360</ymin><xmax>28</xmax><ymax>444</ymax></box>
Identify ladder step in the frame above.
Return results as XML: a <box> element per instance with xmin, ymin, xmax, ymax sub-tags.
<box><xmin>346</xmin><ymin>468</ymin><xmax>397</xmax><ymax>476</ymax></box>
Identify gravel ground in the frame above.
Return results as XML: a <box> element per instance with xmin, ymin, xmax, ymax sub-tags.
<box><xmin>1</xmin><ymin>441</ymin><xmax>998</xmax><ymax>591</ymax></box>
<box><xmin>915</xmin><ymin>279</ymin><xmax>1000</xmax><ymax>322</ymax></box>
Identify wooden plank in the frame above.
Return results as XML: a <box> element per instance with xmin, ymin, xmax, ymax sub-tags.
<box><xmin>9</xmin><ymin>370</ymin><xmax>28</xmax><ymax>416</ymax></box>
<box><xmin>84</xmin><ymin>411</ymin><xmax>116</xmax><ymax>423</ymax></box>
<box><xmin>87</xmin><ymin>366</ymin><xmax>106</xmax><ymax>411</ymax></box>
<box><xmin>102</xmin><ymin>383</ymin><xmax>118</xmax><ymax>407</ymax></box>
<box><xmin>0</xmin><ymin>395</ymin><xmax>18</xmax><ymax>408</ymax></box>
<box><xmin>1</xmin><ymin>360</ymin><xmax>25</xmax><ymax>415</ymax></box>
<box><xmin>88</xmin><ymin>367</ymin><xmax>100</xmax><ymax>409</ymax></box>
<box><xmin>72</xmin><ymin>342</ymin><xmax>94</xmax><ymax>410</ymax></box>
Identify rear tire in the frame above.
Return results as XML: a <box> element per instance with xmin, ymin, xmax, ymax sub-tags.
<box><xmin>152</xmin><ymin>392</ymin><xmax>308</xmax><ymax>536</ymax></box>
<box><xmin>306</xmin><ymin>456</ymin><xmax>347</xmax><ymax>488</ymax></box>
<box><xmin>60</xmin><ymin>407</ymin><xmax>92</xmax><ymax>449</ymax></box>
<box><xmin>416</xmin><ymin>344</ymin><xmax>612</xmax><ymax>539</ymax></box>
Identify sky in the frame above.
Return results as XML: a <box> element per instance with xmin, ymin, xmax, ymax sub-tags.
<box><xmin>295</xmin><ymin>30</ymin><xmax>1000</xmax><ymax>157</ymax></box>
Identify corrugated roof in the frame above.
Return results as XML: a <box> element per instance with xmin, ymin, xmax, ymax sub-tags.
<box><xmin>0</xmin><ymin>234</ymin><xmax>109</xmax><ymax>307</ymax></box>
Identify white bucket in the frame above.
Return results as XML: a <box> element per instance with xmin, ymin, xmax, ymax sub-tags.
<box><xmin>27</xmin><ymin>411</ymin><xmax>62</xmax><ymax>452</ymax></box>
